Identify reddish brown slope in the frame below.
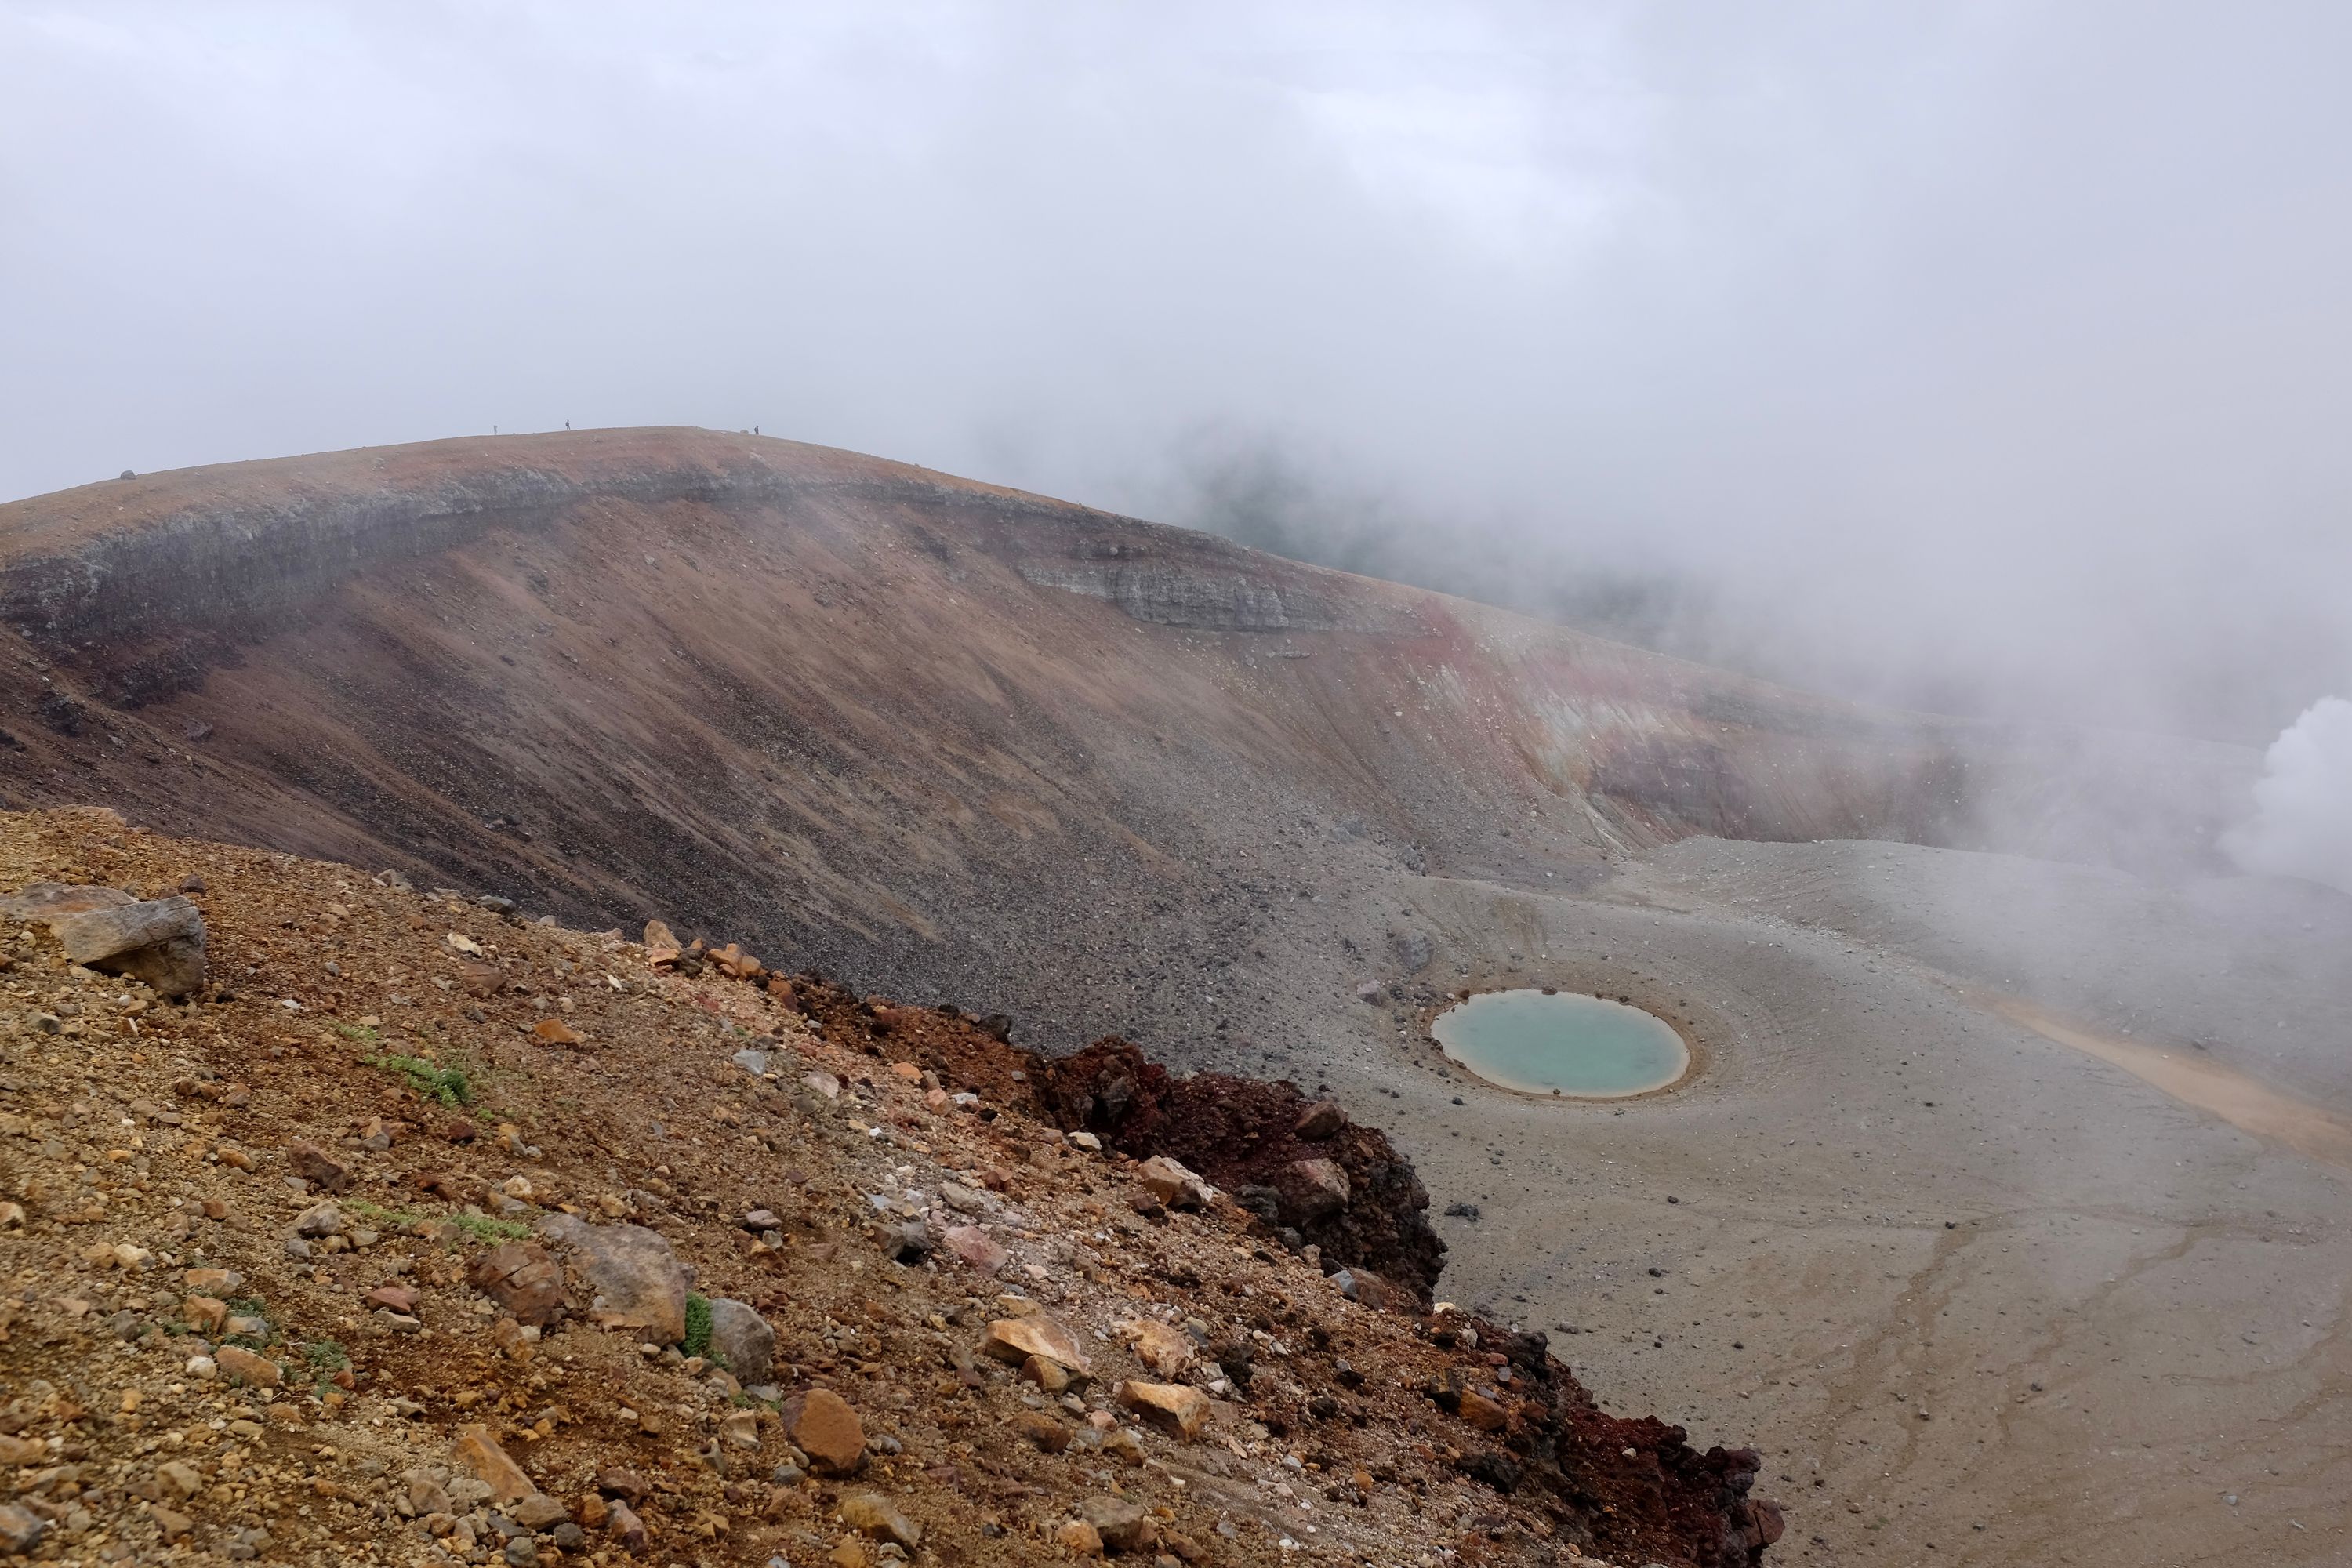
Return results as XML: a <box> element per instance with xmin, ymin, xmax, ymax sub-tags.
<box><xmin>0</xmin><ymin>806</ymin><xmax>1780</xmax><ymax>1567</ymax></box>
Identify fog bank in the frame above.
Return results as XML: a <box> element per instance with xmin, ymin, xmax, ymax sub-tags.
<box><xmin>6</xmin><ymin>2</ymin><xmax>2347</xmax><ymax>747</ymax></box>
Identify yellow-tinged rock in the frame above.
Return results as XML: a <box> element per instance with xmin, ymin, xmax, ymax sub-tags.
<box><xmin>1022</xmin><ymin>1354</ymin><xmax>1074</xmax><ymax>1394</ymax></box>
<box><xmin>980</xmin><ymin>1315</ymin><xmax>1092</xmax><ymax>1378</ymax></box>
<box><xmin>838</xmin><ymin>1493</ymin><xmax>922</xmax><ymax>1548</ymax></box>
<box><xmin>1115</xmin><ymin>1379</ymin><xmax>1211</xmax><ymax>1439</ymax></box>
<box><xmin>1117</xmin><ymin>1318</ymin><xmax>1195</xmax><ymax>1377</ymax></box>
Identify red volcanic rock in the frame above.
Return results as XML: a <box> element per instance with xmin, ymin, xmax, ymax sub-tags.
<box><xmin>284</xmin><ymin>1141</ymin><xmax>350</xmax><ymax>1192</ymax></box>
<box><xmin>466</xmin><ymin>1241</ymin><xmax>567</xmax><ymax>1326</ymax></box>
<box><xmin>1294</xmin><ymin>1099</ymin><xmax>1346</xmax><ymax>1140</ymax></box>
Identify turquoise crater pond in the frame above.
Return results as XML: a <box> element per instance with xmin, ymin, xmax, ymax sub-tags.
<box><xmin>1432</xmin><ymin>989</ymin><xmax>1691</xmax><ymax>1097</ymax></box>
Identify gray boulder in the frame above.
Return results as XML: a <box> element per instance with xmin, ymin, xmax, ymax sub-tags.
<box><xmin>46</xmin><ymin>894</ymin><xmax>206</xmax><ymax>999</ymax></box>
<box><xmin>537</xmin><ymin>1215</ymin><xmax>692</xmax><ymax>1343</ymax></box>
<box><xmin>703</xmin><ymin>1298</ymin><xmax>775</xmax><ymax>1383</ymax></box>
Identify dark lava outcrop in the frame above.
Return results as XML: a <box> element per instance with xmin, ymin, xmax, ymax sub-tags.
<box><xmin>1430</xmin><ymin>1320</ymin><xmax>1785</xmax><ymax>1568</ymax></box>
<box><xmin>779</xmin><ymin>978</ymin><xmax>1444</xmax><ymax>1301</ymax></box>
<box><xmin>1034</xmin><ymin>1036</ymin><xmax>1447</xmax><ymax>1301</ymax></box>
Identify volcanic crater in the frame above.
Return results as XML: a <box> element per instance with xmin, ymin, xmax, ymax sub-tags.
<box><xmin>1</xmin><ymin>428</ymin><xmax>2345</xmax><ymax>1566</ymax></box>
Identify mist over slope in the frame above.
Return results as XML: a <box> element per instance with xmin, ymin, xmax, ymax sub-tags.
<box><xmin>0</xmin><ymin>428</ymin><xmax>2250</xmax><ymax>1058</ymax></box>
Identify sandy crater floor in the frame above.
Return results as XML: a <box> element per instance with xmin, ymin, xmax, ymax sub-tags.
<box><xmin>1301</xmin><ymin>839</ymin><xmax>2352</xmax><ymax>1568</ymax></box>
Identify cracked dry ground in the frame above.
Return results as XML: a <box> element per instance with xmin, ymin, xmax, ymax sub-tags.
<box><xmin>0</xmin><ymin>808</ymin><xmax>1766</xmax><ymax>1568</ymax></box>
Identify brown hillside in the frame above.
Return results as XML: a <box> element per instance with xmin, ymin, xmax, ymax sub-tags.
<box><xmin>0</xmin><ymin>807</ymin><xmax>1780</xmax><ymax>1566</ymax></box>
<box><xmin>0</xmin><ymin>429</ymin><xmax>2245</xmax><ymax>1065</ymax></box>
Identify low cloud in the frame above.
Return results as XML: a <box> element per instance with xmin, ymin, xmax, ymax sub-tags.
<box><xmin>5</xmin><ymin>4</ymin><xmax>2349</xmax><ymax>750</ymax></box>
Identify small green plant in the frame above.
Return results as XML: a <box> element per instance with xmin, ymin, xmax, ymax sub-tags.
<box><xmin>343</xmin><ymin>1197</ymin><xmax>423</xmax><ymax>1229</ymax></box>
<box><xmin>336</xmin><ymin>1023</ymin><xmax>381</xmax><ymax>1045</ymax></box>
<box><xmin>449</xmin><ymin>1213</ymin><xmax>529</xmax><ymax>1243</ymax></box>
<box><xmin>304</xmin><ymin>1339</ymin><xmax>350</xmax><ymax>1370</ymax></box>
<box><xmin>682</xmin><ymin>1293</ymin><xmax>713</xmax><ymax>1359</ymax></box>
<box><xmin>363</xmin><ymin>1052</ymin><xmax>471</xmax><ymax>1105</ymax></box>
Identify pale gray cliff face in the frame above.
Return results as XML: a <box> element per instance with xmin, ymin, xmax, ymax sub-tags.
<box><xmin>1014</xmin><ymin>560</ymin><xmax>1410</xmax><ymax>634</ymax></box>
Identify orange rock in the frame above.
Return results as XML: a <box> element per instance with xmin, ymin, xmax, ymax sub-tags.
<box><xmin>782</xmin><ymin>1387</ymin><xmax>866</xmax><ymax>1475</ymax></box>
<box><xmin>710</xmin><ymin>943</ymin><xmax>763</xmax><ymax>978</ymax></box>
<box><xmin>1077</xmin><ymin>1495</ymin><xmax>1156</xmax><ymax>1553</ymax></box>
<box><xmin>1274</xmin><ymin>1157</ymin><xmax>1348</xmax><ymax>1221</ymax></box>
<box><xmin>453</xmin><ymin>1423</ymin><xmax>536</xmax><ymax>1504</ymax></box>
<box><xmin>1294</xmin><ymin>1099</ymin><xmax>1347</xmax><ymax>1140</ymax></box>
<box><xmin>214</xmin><ymin>1345</ymin><xmax>279</xmax><ymax>1387</ymax></box>
<box><xmin>1457</xmin><ymin>1389</ymin><xmax>1510</xmax><ymax>1432</ymax></box>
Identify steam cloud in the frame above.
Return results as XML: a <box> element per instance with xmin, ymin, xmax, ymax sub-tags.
<box><xmin>2223</xmin><ymin>697</ymin><xmax>2352</xmax><ymax>896</ymax></box>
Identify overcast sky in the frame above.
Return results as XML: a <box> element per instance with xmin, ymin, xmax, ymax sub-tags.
<box><xmin>5</xmin><ymin>2</ymin><xmax>2349</xmax><ymax>742</ymax></box>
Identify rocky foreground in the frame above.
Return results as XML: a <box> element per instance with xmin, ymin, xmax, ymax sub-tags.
<box><xmin>0</xmin><ymin>808</ymin><xmax>1777</xmax><ymax>1568</ymax></box>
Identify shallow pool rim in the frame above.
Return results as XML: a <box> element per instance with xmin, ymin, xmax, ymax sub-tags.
<box><xmin>1430</xmin><ymin>987</ymin><xmax>1698</xmax><ymax>1101</ymax></box>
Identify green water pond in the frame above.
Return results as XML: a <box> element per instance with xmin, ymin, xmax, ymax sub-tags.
<box><xmin>1432</xmin><ymin>989</ymin><xmax>1690</xmax><ymax>1097</ymax></box>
